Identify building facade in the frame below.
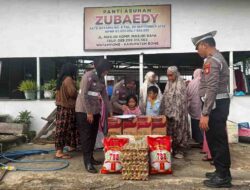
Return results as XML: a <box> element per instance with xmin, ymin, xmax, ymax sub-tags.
<box><xmin>0</xmin><ymin>0</ymin><xmax>250</xmax><ymax>131</ymax></box>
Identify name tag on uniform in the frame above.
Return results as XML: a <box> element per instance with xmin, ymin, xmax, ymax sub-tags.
<box><xmin>88</xmin><ymin>91</ymin><xmax>100</xmax><ymax>97</ymax></box>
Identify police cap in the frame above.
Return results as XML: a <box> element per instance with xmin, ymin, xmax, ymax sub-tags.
<box><xmin>191</xmin><ymin>30</ymin><xmax>217</xmax><ymax>48</ymax></box>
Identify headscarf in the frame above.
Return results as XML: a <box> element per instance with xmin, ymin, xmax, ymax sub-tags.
<box><xmin>193</xmin><ymin>68</ymin><xmax>202</xmax><ymax>80</ymax></box>
<box><xmin>160</xmin><ymin>66</ymin><xmax>187</xmax><ymax>121</ymax></box>
<box><xmin>93</xmin><ymin>57</ymin><xmax>112</xmax><ymax>78</ymax></box>
<box><xmin>140</xmin><ymin>71</ymin><xmax>162</xmax><ymax>109</ymax></box>
<box><xmin>187</xmin><ymin>68</ymin><xmax>202</xmax><ymax>119</ymax></box>
<box><xmin>56</xmin><ymin>63</ymin><xmax>77</xmax><ymax>90</ymax></box>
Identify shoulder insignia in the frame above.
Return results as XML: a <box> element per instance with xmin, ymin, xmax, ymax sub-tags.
<box><xmin>116</xmin><ymin>90</ymin><xmax>119</xmax><ymax>94</ymax></box>
<box><xmin>203</xmin><ymin>63</ymin><xmax>211</xmax><ymax>75</ymax></box>
<box><xmin>88</xmin><ymin>77</ymin><xmax>92</xmax><ymax>81</ymax></box>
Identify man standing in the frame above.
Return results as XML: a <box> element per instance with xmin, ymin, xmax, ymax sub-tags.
<box><xmin>191</xmin><ymin>31</ymin><xmax>232</xmax><ymax>188</ymax></box>
<box><xmin>76</xmin><ymin>57</ymin><xmax>112</xmax><ymax>173</ymax></box>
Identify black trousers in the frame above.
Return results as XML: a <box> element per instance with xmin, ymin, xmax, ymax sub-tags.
<box><xmin>76</xmin><ymin>112</ymin><xmax>100</xmax><ymax>164</ymax></box>
<box><xmin>191</xmin><ymin>118</ymin><xmax>203</xmax><ymax>144</ymax></box>
<box><xmin>205</xmin><ymin>98</ymin><xmax>231</xmax><ymax>178</ymax></box>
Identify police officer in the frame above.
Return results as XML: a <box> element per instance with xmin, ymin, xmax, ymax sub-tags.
<box><xmin>75</xmin><ymin>57</ymin><xmax>112</xmax><ymax>173</ymax></box>
<box><xmin>111</xmin><ymin>78</ymin><xmax>137</xmax><ymax>115</ymax></box>
<box><xmin>192</xmin><ymin>31</ymin><xmax>232</xmax><ymax>188</ymax></box>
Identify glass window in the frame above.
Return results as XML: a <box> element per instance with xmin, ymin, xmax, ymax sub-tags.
<box><xmin>0</xmin><ymin>58</ymin><xmax>36</xmax><ymax>99</ymax></box>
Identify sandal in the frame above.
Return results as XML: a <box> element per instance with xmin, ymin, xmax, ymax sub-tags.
<box><xmin>67</xmin><ymin>147</ymin><xmax>76</xmax><ymax>152</ymax></box>
<box><xmin>55</xmin><ymin>153</ymin><xmax>72</xmax><ymax>159</ymax></box>
<box><xmin>174</xmin><ymin>153</ymin><xmax>184</xmax><ymax>159</ymax></box>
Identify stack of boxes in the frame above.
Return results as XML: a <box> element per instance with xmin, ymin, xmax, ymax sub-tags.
<box><xmin>108</xmin><ymin>115</ymin><xmax>167</xmax><ymax>136</ymax></box>
<box><xmin>107</xmin><ymin>117</ymin><xmax>122</xmax><ymax>135</ymax></box>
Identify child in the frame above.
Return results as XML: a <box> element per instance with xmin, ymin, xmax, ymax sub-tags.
<box><xmin>146</xmin><ymin>86</ymin><xmax>161</xmax><ymax>116</ymax></box>
<box><xmin>123</xmin><ymin>94</ymin><xmax>142</xmax><ymax>116</ymax></box>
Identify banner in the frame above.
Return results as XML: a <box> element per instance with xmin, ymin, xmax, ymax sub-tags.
<box><xmin>84</xmin><ymin>5</ymin><xmax>171</xmax><ymax>50</ymax></box>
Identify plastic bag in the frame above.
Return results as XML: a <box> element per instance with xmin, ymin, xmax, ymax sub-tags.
<box><xmin>95</xmin><ymin>130</ymin><xmax>104</xmax><ymax>149</ymax></box>
<box><xmin>100</xmin><ymin>137</ymin><xmax>129</xmax><ymax>174</ymax></box>
<box><xmin>147</xmin><ymin>136</ymin><xmax>172</xmax><ymax>174</ymax></box>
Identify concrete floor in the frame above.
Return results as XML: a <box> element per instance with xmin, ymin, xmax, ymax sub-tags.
<box><xmin>0</xmin><ymin>143</ymin><xmax>250</xmax><ymax>190</ymax></box>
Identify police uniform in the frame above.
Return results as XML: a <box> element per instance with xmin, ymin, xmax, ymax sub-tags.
<box><xmin>192</xmin><ymin>31</ymin><xmax>232</xmax><ymax>186</ymax></box>
<box><xmin>75</xmin><ymin>69</ymin><xmax>111</xmax><ymax>170</ymax></box>
<box><xmin>111</xmin><ymin>79</ymin><xmax>136</xmax><ymax>115</ymax></box>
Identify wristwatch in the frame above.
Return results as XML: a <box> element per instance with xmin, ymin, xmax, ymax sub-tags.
<box><xmin>202</xmin><ymin>113</ymin><xmax>209</xmax><ymax>117</ymax></box>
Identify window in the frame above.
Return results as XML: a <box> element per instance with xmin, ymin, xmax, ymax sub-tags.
<box><xmin>0</xmin><ymin>58</ymin><xmax>36</xmax><ymax>99</ymax></box>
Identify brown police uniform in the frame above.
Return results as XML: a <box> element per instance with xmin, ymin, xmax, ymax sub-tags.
<box><xmin>199</xmin><ymin>50</ymin><xmax>230</xmax><ymax>115</ymax></box>
<box><xmin>192</xmin><ymin>31</ymin><xmax>231</xmax><ymax>182</ymax></box>
<box><xmin>76</xmin><ymin>70</ymin><xmax>111</xmax><ymax>114</ymax></box>
<box><xmin>75</xmin><ymin>69</ymin><xmax>111</xmax><ymax>166</ymax></box>
<box><xmin>111</xmin><ymin>79</ymin><xmax>136</xmax><ymax>115</ymax></box>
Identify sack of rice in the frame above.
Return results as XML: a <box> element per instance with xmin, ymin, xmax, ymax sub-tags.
<box><xmin>101</xmin><ymin>137</ymin><xmax>129</xmax><ymax>174</ymax></box>
<box><xmin>147</xmin><ymin>136</ymin><xmax>172</xmax><ymax>174</ymax></box>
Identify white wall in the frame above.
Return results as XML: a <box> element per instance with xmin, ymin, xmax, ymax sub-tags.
<box><xmin>228</xmin><ymin>97</ymin><xmax>250</xmax><ymax>124</ymax></box>
<box><xmin>0</xmin><ymin>100</ymin><xmax>56</xmax><ymax>132</ymax></box>
<box><xmin>0</xmin><ymin>0</ymin><xmax>250</xmax><ymax>58</ymax></box>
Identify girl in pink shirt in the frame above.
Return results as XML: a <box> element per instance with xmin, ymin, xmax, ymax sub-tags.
<box><xmin>123</xmin><ymin>95</ymin><xmax>142</xmax><ymax>116</ymax></box>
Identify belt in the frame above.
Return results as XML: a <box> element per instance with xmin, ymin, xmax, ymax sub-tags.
<box><xmin>216</xmin><ymin>93</ymin><xmax>229</xmax><ymax>100</ymax></box>
<box><xmin>87</xmin><ymin>91</ymin><xmax>100</xmax><ymax>97</ymax></box>
<box><xmin>201</xmin><ymin>93</ymin><xmax>229</xmax><ymax>102</ymax></box>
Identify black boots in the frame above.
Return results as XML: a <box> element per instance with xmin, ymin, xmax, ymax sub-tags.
<box><xmin>91</xmin><ymin>156</ymin><xmax>102</xmax><ymax>165</ymax></box>
<box><xmin>204</xmin><ymin>171</ymin><xmax>232</xmax><ymax>188</ymax></box>
<box><xmin>84</xmin><ymin>154</ymin><xmax>97</xmax><ymax>173</ymax></box>
<box><xmin>206</xmin><ymin>170</ymin><xmax>232</xmax><ymax>181</ymax></box>
<box><xmin>205</xmin><ymin>171</ymin><xmax>217</xmax><ymax>179</ymax></box>
<box><xmin>204</xmin><ymin>175</ymin><xmax>232</xmax><ymax>188</ymax></box>
<box><xmin>85</xmin><ymin>162</ymin><xmax>98</xmax><ymax>173</ymax></box>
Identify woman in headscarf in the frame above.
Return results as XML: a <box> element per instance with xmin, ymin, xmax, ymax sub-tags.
<box><xmin>55</xmin><ymin>63</ymin><xmax>79</xmax><ymax>159</ymax></box>
<box><xmin>160</xmin><ymin>66</ymin><xmax>190</xmax><ymax>159</ymax></box>
<box><xmin>187</xmin><ymin>69</ymin><xmax>203</xmax><ymax>144</ymax></box>
<box><xmin>75</xmin><ymin>57</ymin><xmax>112</xmax><ymax>173</ymax></box>
<box><xmin>139</xmin><ymin>71</ymin><xmax>162</xmax><ymax>114</ymax></box>
<box><xmin>187</xmin><ymin>69</ymin><xmax>212</xmax><ymax>161</ymax></box>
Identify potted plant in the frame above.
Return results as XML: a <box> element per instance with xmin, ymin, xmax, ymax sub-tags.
<box><xmin>14</xmin><ymin>110</ymin><xmax>33</xmax><ymax>126</ymax></box>
<box><xmin>42</xmin><ymin>79</ymin><xmax>56</xmax><ymax>99</ymax></box>
<box><xmin>15</xmin><ymin>110</ymin><xmax>36</xmax><ymax>142</ymax></box>
<box><xmin>0</xmin><ymin>110</ymin><xmax>32</xmax><ymax>136</ymax></box>
<box><xmin>18</xmin><ymin>80</ymin><xmax>37</xmax><ymax>100</ymax></box>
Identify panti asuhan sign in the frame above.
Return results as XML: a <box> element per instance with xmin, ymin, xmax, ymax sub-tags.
<box><xmin>84</xmin><ymin>5</ymin><xmax>171</xmax><ymax>50</ymax></box>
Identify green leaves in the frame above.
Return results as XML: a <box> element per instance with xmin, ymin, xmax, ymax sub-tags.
<box><xmin>18</xmin><ymin>80</ymin><xmax>37</xmax><ymax>92</ymax></box>
<box><xmin>14</xmin><ymin>110</ymin><xmax>33</xmax><ymax>125</ymax></box>
<box><xmin>42</xmin><ymin>79</ymin><xmax>57</xmax><ymax>91</ymax></box>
